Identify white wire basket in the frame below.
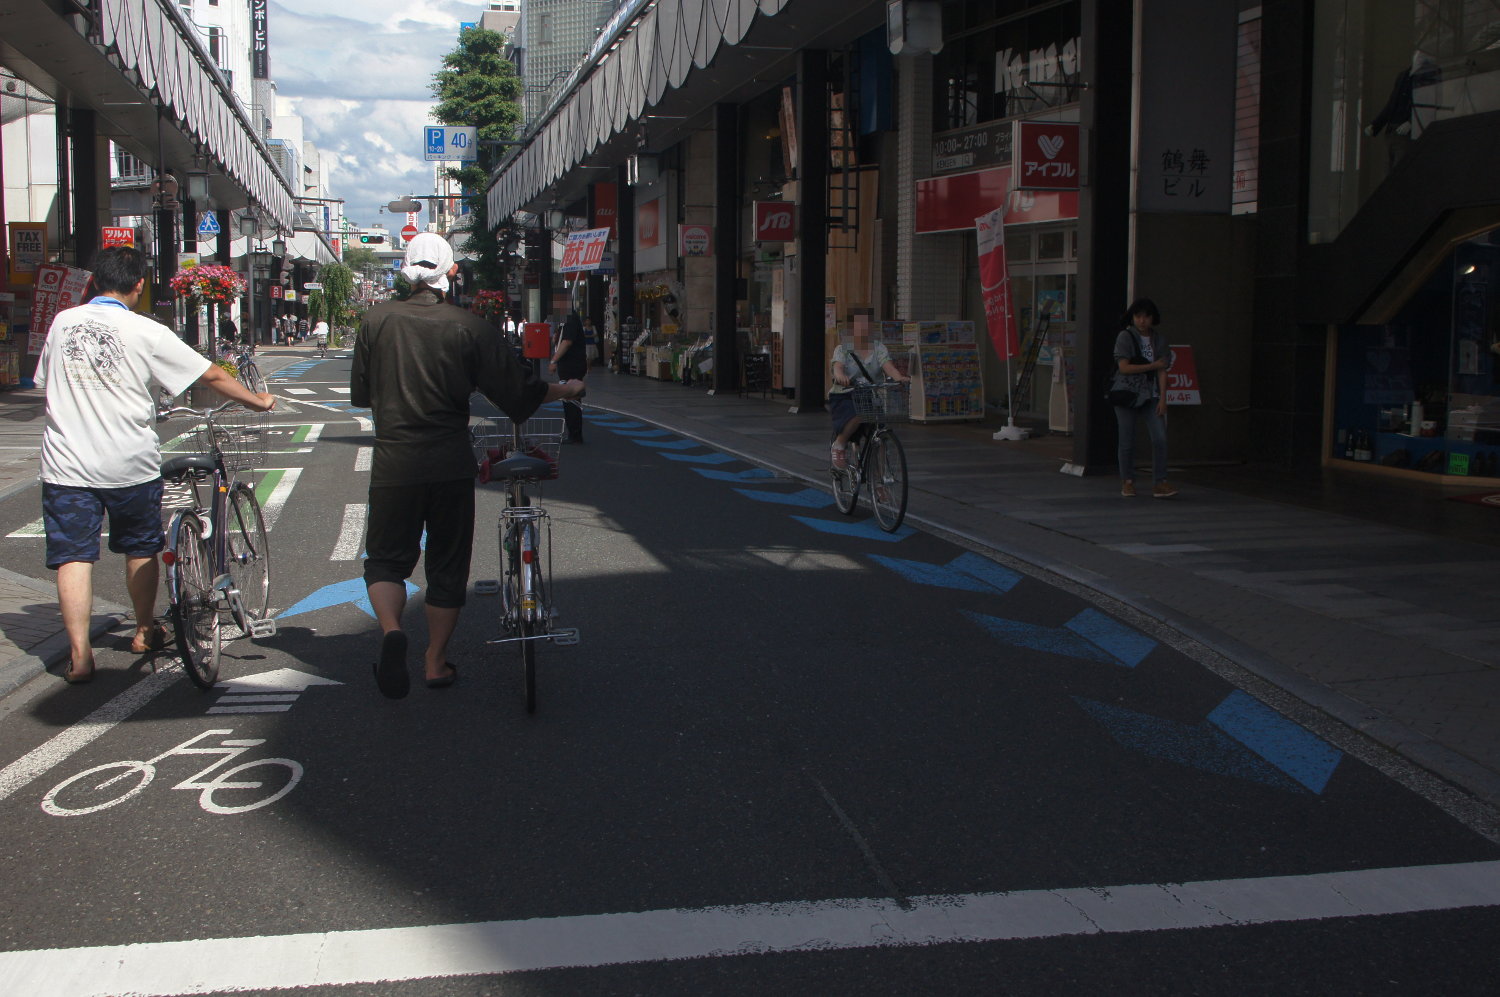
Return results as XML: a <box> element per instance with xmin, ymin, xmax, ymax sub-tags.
<box><xmin>471</xmin><ymin>417</ymin><xmax>564</xmax><ymax>482</ymax></box>
<box><xmin>851</xmin><ymin>382</ymin><xmax>911</xmax><ymax>424</ymax></box>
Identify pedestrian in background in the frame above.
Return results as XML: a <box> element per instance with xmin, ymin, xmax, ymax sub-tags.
<box><xmin>35</xmin><ymin>247</ymin><xmax>275</xmax><ymax>684</ymax></box>
<box><xmin>1111</xmin><ymin>297</ymin><xmax>1176</xmax><ymax>498</ymax></box>
<box><xmin>583</xmin><ymin>315</ymin><xmax>601</xmax><ymax>367</ymax></box>
<box><xmin>352</xmin><ymin>233</ymin><xmax>583</xmax><ymax>699</ymax></box>
<box><xmin>550</xmin><ymin>310</ymin><xmax>588</xmax><ymax>443</ymax></box>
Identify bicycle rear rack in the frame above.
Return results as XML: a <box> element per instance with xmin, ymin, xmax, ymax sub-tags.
<box><xmin>486</xmin><ymin>628</ymin><xmax>580</xmax><ymax>647</ymax></box>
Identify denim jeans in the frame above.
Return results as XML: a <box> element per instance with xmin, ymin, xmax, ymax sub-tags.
<box><xmin>1114</xmin><ymin>402</ymin><xmax>1168</xmax><ymax>484</ymax></box>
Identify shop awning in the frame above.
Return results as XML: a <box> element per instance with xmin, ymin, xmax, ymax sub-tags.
<box><xmin>0</xmin><ymin>0</ymin><xmax>297</xmax><ymax>230</ymax></box>
<box><xmin>486</xmin><ymin>0</ymin><xmax>881</xmax><ymax>223</ymax></box>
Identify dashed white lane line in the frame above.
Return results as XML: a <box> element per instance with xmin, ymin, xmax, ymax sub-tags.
<box><xmin>2</xmin><ymin>860</ymin><xmax>1499</xmax><ymax>995</ymax></box>
<box><xmin>354</xmin><ymin>446</ymin><xmax>372</xmax><ymax>473</ymax></box>
<box><xmin>330</xmin><ymin>503</ymin><xmax>366</xmax><ymax>561</ymax></box>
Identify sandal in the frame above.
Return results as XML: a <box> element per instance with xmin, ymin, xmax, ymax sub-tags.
<box><xmin>426</xmin><ymin>663</ymin><xmax>458</xmax><ymax>689</ymax></box>
<box><xmin>130</xmin><ymin>623</ymin><xmax>169</xmax><ymax>654</ymax></box>
<box><xmin>63</xmin><ymin>660</ymin><xmax>95</xmax><ymax>684</ymax></box>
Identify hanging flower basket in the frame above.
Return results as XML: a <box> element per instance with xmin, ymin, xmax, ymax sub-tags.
<box><xmin>473</xmin><ymin>289</ymin><xmax>508</xmax><ymax>322</ymax></box>
<box><xmin>170</xmin><ymin>264</ymin><xmax>246</xmax><ymax>305</ymax></box>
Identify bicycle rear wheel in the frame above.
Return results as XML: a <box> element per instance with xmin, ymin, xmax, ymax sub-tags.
<box><xmin>831</xmin><ymin>439</ymin><xmax>860</xmax><ymax>515</ymax></box>
<box><xmin>869</xmin><ymin>431</ymin><xmax>909</xmax><ymax>533</ymax></box>
<box><xmin>167</xmin><ymin>514</ymin><xmax>221</xmax><ymax>689</ymax></box>
<box><xmin>225</xmin><ymin>484</ymin><xmax>270</xmax><ymax>624</ymax></box>
<box><xmin>520</xmin><ymin>523</ymin><xmax>540</xmax><ymax>714</ymax></box>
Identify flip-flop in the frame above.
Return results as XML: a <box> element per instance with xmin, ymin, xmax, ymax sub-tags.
<box><xmin>426</xmin><ymin>663</ymin><xmax>458</xmax><ymax>689</ymax></box>
<box><xmin>130</xmin><ymin>623</ymin><xmax>169</xmax><ymax>654</ymax></box>
<box><xmin>374</xmin><ymin>630</ymin><xmax>410</xmax><ymax>699</ymax></box>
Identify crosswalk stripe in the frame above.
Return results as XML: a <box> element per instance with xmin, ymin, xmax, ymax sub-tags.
<box><xmin>331</xmin><ymin>504</ymin><xmax>367</xmax><ymax>561</ymax></box>
<box><xmin>354</xmin><ymin>447</ymin><xmax>372</xmax><ymax>472</ymax></box>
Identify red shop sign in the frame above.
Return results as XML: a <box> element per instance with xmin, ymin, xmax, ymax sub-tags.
<box><xmin>1164</xmin><ymin>345</ymin><xmax>1201</xmax><ymax>405</ymax></box>
<box><xmin>753</xmin><ymin>201</ymin><xmax>796</xmax><ymax>243</ymax></box>
<box><xmin>1014</xmin><ymin>121</ymin><xmax>1081</xmax><ymax>191</ymax></box>
<box><xmin>915</xmin><ymin>167</ymin><xmax>1079</xmax><ymax>234</ymax></box>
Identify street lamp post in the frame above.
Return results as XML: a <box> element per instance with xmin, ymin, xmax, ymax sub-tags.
<box><xmin>251</xmin><ymin>247</ymin><xmax>274</xmax><ymax>350</ymax></box>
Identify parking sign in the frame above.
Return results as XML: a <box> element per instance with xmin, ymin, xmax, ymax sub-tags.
<box><xmin>423</xmin><ymin>126</ymin><xmax>477</xmax><ymax>162</ymax></box>
<box><xmin>425</xmin><ymin>127</ymin><xmax>445</xmax><ymax>159</ymax></box>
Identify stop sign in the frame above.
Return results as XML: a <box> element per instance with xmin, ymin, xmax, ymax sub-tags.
<box><xmin>401</xmin><ymin>224</ymin><xmax>419</xmax><ymax>240</ymax></box>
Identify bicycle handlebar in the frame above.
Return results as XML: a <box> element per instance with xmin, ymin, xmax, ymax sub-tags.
<box><xmin>158</xmin><ymin>401</ymin><xmax>238</xmax><ymax>422</ymax></box>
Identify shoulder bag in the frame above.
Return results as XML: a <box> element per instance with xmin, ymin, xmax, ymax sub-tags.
<box><xmin>1105</xmin><ymin>330</ymin><xmax>1153</xmax><ymax>408</ymax></box>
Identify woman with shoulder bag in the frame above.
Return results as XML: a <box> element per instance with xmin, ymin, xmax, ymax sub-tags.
<box><xmin>1110</xmin><ymin>298</ymin><xmax>1176</xmax><ymax>498</ymax></box>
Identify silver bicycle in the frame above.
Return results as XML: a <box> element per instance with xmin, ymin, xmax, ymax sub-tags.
<box><xmin>471</xmin><ymin>416</ymin><xmax>580</xmax><ymax>713</ymax></box>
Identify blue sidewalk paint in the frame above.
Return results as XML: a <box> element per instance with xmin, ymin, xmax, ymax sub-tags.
<box><xmin>733</xmin><ymin>487</ymin><xmax>836</xmax><ymax>509</ymax></box>
<box><xmin>610</xmin><ymin>428</ymin><xmax>677</xmax><ymax>438</ymax></box>
<box><xmin>694</xmin><ymin>467</ymin><xmax>775</xmax><ymax>482</ymax></box>
<box><xmin>869</xmin><ymin>551</ymin><xmax>1022</xmax><ymax>595</ymax></box>
<box><xmin>963</xmin><ymin>611</ymin><xmax>1120</xmax><ymax>665</ymax></box>
<box><xmin>790</xmin><ymin>516</ymin><xmax>916</xmax><ymax>542</ymax></box>
<box><xmin>662</xmin><ymin>451</ymin><xmax>738</xmax><ymax>465</ymax></box>
<box><xmin>590</xmin><ymin>419</ymin><xmax>644</xmax><ymax>429</ymax></box>
<box><xmin>633</xmin><ymin>439</ymin><xmax>702</xmax><ymax>450</ymax></box>
<box><xmin>1064</xmin><ymin>608</ymin><xmax>1157</xmax><ymax>668</ymax></box>
<box><xmin>1074</xmin><ymin>697</ymin><xmax>1305</xmax><ymax>793</ymax></box>
<box><xmin>1207</xmin><ymin>691</ymin><xmax>1344</xmax><ymax>794</ymax></box>
<box><xmin>276</xmin><ymin>578</ymin><xmax>420</xmax><ymax>621</ymax></box>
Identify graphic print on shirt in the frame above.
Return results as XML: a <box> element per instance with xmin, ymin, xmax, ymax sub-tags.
<box><xmin>60</xmin><ymin>319</ymin><xmax>128</xmax><ymax>389</ymax></box>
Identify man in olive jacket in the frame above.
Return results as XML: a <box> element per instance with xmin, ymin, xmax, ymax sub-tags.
<box><xmin>352</xmin><ymin>233</ymin><xmax>583</xmax><ymax>699</ymax></box>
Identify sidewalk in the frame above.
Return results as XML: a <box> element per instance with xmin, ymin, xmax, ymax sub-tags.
<box><xmin>2</xmin><ymin>371</ymin><xmax>1498</xmax><ymax>813</ymax></box>
<box><xmin>582</xmin><ymin>371</ymin><xmax>1500</xmax><ymax>811</ymax></box>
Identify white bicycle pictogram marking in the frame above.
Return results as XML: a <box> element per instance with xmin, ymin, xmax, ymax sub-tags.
<box><xmin>41</xmin><ymin>728</ymin><xmax>304</xmax><ymax>816</ymax></box>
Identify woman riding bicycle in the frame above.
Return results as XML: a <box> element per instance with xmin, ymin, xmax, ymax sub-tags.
<box><xmin>312</xmin><ymin>320</ymin><xmax>329</xmax><ymax>355</ymax></box>
<box><xmin>829</xmin><ymin>318</ymin><xmax>911</xmax><ymax>469</ymax></box>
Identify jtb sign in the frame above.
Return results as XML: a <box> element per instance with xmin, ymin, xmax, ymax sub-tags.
<box><xmin>754</xmin><ymin>201</ymin><xmax>796</xmax><ymax>243</ymax></box>
<box><xmin>1015</xmin><ymin>122</ymin><xmax>1080</xmax><ymax>191</ymax></box>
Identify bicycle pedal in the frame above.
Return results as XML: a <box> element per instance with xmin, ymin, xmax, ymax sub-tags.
<box><xmin>474</xmin><ymin>579</ymin><xmax>500</xmax><ymax>595</ymax></box>
<box><xmin>247</xmin><ymin>618</ymin><xmax>278</xmax><ymax>639</ymax></box>
<box><xmin>550</xmin><ymin>628</ymin><xmax>580</xmax><ymax>646</ymax></box>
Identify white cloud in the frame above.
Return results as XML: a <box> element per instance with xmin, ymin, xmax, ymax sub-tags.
<box><xmin>267</xmin><ymin>0</ymin><xmax>485</xmax><ymax>225</ymax></box>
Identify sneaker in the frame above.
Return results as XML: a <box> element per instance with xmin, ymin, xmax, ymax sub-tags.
<box><xmin>1153</xmin><ymin>481</ymin><xmax>1178</xmax><ymax>498</ymax></box>
<box><xmin>831</xmin><ymin>444</ymin><xmax>848</xmax><ymax>470</ymax></box>
<box><xmin>1121</xmin><ymin>481</ymin><xmax>1136</xmax><ymax>498</ymax></box>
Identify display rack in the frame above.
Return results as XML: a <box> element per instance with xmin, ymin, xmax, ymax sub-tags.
<box><xmin>905</xmin><ymin>321</ymin><xmax>982</xmax><ymax>422</ymax></box>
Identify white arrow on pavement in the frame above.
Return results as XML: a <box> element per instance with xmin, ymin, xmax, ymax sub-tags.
<box><xmin>210</xmin><ymin>668</ymin><xmax>343</xmax><ymax>714</ymax></box>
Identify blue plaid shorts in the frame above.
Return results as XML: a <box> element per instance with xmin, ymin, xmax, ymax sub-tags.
<box><xmin>42</xmin><ymin>479</ymin><xmax>165</xmax><ymax>569</ymax></box>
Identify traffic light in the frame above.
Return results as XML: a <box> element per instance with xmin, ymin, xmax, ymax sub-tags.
<box><xmin>358</xmin><ymin>234</ymin><xmax>385</xmax><ymax>244</ymax></box>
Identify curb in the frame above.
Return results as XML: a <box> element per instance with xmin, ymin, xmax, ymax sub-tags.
<box><xmin>0</xmin><ymin>565</ymin><xmax>131</xmax><ymax>698</ymax></box>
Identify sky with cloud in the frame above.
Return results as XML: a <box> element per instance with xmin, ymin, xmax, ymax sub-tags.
<box><xmin>267</xmin><ymin>0</ymin><xmax>488</xmax><ymax>228</ymax></box>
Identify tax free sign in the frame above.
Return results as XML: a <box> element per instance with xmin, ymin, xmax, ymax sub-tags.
<box><xmin>423</xmin><ymin>126</ymin><xmax>477</xmax><ymax>162</ymax></box>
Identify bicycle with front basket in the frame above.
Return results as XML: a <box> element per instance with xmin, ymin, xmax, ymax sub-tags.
<box><xmin>830</xmin><ymin>380</ymin><xmax>911</xmax><ymax>533</ymax></box>
<box><xmin>471</xmin><ymin>415</ymin><xmax>580</xmax><ymax>713</ymax></box>
<box><xmin>158</xmin><ymin>401</ymin><xmax>275</xmax><ymax>688</ymax></box>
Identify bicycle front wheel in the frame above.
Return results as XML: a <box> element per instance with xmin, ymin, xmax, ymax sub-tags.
<box><xmin>520</xmin><ymin>524</ymin><xmax>540</xmax><ymax>714</ymax></box>
<box><xmin>167</xmin><ymin>514</ymin><xmax>221</xmax><ymax>689</ymax></box>
<box><xmin>237</xmin><ymin>360</ymin><xmax>267</xmax><ymax>394</ymax></box>
<box><xmin>225</xmin><ymin>484</ymin><xmax>270</xmax><ymax>624</ymax></box>
<box><xmin>831</xmin><ymin>439</ymin><xmax>860</xmax><ymax>515</ymax></box>
<box><xmin>869</xmin><ymin>431</ymin><xmax>909</xmax><ymax>533</ymax></box>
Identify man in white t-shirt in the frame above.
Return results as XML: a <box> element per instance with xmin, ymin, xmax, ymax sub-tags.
<box><xmin>34</xmin><ymin>247</ymin><xmax>276</xmax><ymax>684</ymax></box>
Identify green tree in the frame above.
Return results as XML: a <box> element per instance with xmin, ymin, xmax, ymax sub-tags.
<box><xmin>341</xmin><ymin>245</ymin><xmax>380</xmax><ymax>271</ymax></box>
<box><xmin>317</xmin><ymin>262</ymin><xmax>356</xmax><ymax>344</ymax></box>
<box><xmin>432</xmin><ymin>26</ymin><xmax>521</xmax><ymax>290</ymax></box>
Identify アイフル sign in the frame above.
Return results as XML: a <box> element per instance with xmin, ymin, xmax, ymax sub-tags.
<box><xmin>1014</xmin><ymin>122</ymin><xmax>1080</xmax><ymax>191</ymax></box>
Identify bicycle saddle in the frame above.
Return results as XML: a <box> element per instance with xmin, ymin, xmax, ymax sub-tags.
<box><xmin>483</xmin><ymin>453</ymin><xmax>553</xmax><ymax>482</ymax></box>
<box><xmin>161</xmin><ymin>454</ymin><xmax>216</xmax><ymax>479</ymax></box>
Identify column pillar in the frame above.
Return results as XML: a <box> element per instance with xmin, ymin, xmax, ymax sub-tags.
<box><xmin>713</xmin><ymin>102</ymin><xmax>740</xmax><ymax>393</ymax></box>
<box><xmin>793</xmin><ymin>50</ymin><xmax>829</xmax><ymax>413</ymax></box>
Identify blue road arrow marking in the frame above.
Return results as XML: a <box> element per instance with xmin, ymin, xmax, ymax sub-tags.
<box><xmin>633</xmin><ymin>438</ymin><xmax>701</xmax><ymax>450</ymax></box>
<box><xmin>694</xmin><ymin>467</ymin><xmax>775</xmax><ymax>482</ymax></box>
<box><xmin>662</xmin><ymin>452</ymin><xmax>738</xmax><ymax>465</ymax></box>
<box><xmin>963</xmin><ymin>610</ymin><xmax>1120</xmax><ymax>664</ymax></box>
<box><xmin>1207</xmin><ymin>691</ymin><xmax>1343</xmax><ymax>794</ymax></box>
<box><xmin>610</xmin><ymin>428</ymin><xmax>676</xmax><ymax>438</ymax></box>
<box><xmin>869</xmin><ymin>551</ymin><xmax>1021</xmax><ymax>595</ymax></box>
<box><xmin>1074</xmin><ymin>697</ymin><xmax>1305</xmax><ymax>792</ymax></box>
<box><xmin>588</xmin><ymin>418</ymin><xmax>644</xmax><ymax>428</ymax></box>
<box><xmin>733</xmin><ymin>487</ymin><xmax>835</xmax><ymax>508</ymax></box>
<box><xmin>790</xmin><ymin>516</ymin><xmax>915</xmax><ymax>542</ymax></box>
<box><xmin>1064</xmin><ymin>608</ymin><xmax>1157</xmax><ymax>668</ymax></box>
<box><xmin>277</xmin><ymin>578</ymin><xmax>419</xmax><ymax>621</ymax></box>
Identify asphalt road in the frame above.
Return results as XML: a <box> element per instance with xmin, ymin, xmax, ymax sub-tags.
<box><xmin>0</xmin><ymin>351</ymin><xmax>1497</xmax><ymax>995</ymax></box>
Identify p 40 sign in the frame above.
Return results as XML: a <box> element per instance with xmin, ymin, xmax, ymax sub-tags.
<box><xmin>423</xmin><ymin>126</ymin><xmax>477</xmax><ymax>162</ymax></box>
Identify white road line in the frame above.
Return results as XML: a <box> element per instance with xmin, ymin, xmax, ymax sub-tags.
<box><xmin>3</xmin><ymin>860</ymin><xmax>1499</xmax><ymax>995</ymax></box>
<box><xmin>354</xmin><ymin>446</ymin><xmax>372</xmax><ymax>472</ymax></box>
<box><xmin>283</xmin><ymin>388</ymin><xmax>315</xmax><ymax>396</ymax></box>
<box><xmin>0</xmin><ymin>668</ymin><xmax>179</xmax><ymax>803</ymax></box>
<box><xmin>329</xmin><ymin>387</ymin><xmax>351</xmax><ymax>394</ymax></box>
<box><xmin>330</xmin><ymin>503</ymin><xmax>367</xmax><ymax>561</ymax></box>
<box><xmin>256</xmin><ymin>467</ymin><xmax>301</xmax><ymax>532</ymax></box>
<box><xmin>355</xmin><ymin>416</ymin><xmax>373</xmax><ymax>433</ymax></box>
<box><xmin>304</xmin><ymin>424</ymin><xmax>324</xmax><ymax>443</ymax></box>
